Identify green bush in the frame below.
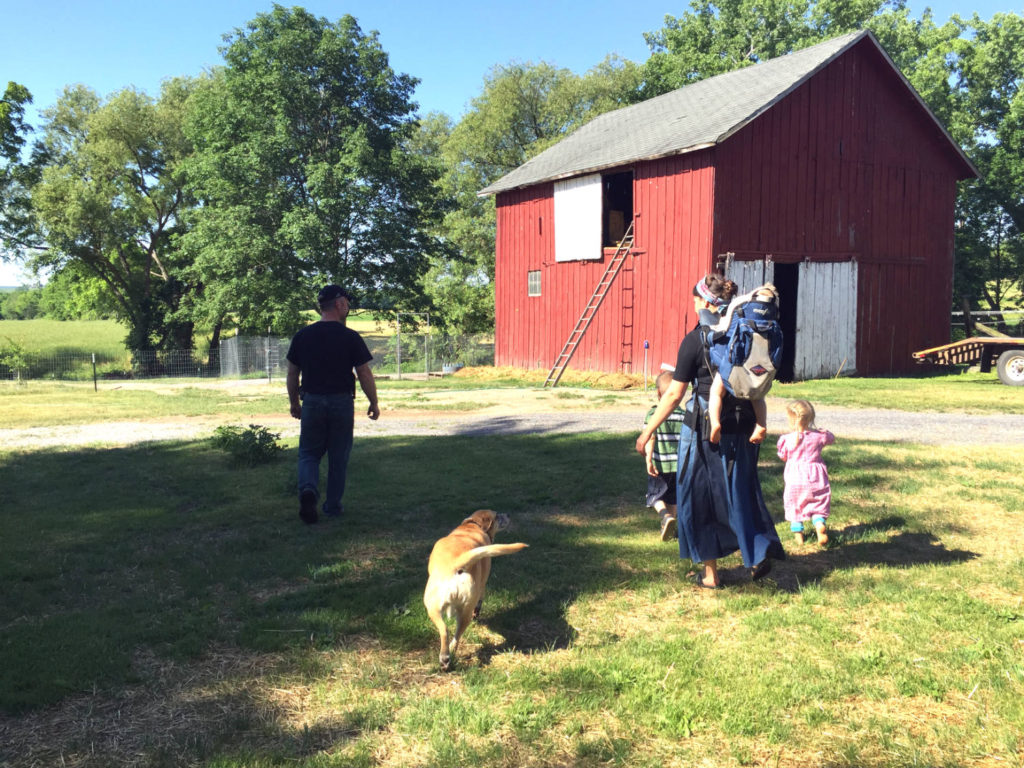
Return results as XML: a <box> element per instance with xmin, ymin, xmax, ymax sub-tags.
<box><xmin>210</xmin><ymin>424</ymin><xmax>285</xmax><ymax>466</ymax></box>
<box><xmin>0</xmin><ymin>337</ymin><xmax>28</xmax><ymax>380</ymax></box>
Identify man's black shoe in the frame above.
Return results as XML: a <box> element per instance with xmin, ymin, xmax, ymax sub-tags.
<box><xmin>299</xmin><ymin>490</ymin><xmax>318</xmax><ymax>524</ymax></box>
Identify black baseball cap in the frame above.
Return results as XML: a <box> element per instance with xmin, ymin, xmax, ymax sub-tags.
<box><xmin>317</xmin><ymin>284</ymin><xmax>353</xmax><ymax>305</ymax></box>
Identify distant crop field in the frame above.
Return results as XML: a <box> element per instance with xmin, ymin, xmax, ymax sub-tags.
<box><xmin>346</xmin><ymin>310</ymin><xmax>399</xmax><ymax>336</ymax></box>
<box><xmin>0</xmin><ymin>319</ymin><xmax>126</xmax><ymax>357</ymax></box>
<box><xmin>0</xmin><ymin>313</ymin><xmax>407</xmax><ymax>360</ymax></box>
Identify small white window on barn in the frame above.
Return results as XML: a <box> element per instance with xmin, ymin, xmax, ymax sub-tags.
<box><xmin>554</xmin><ymin>174</ymin><xmax>602</xmax><ymax>262</ymax></box>
<box><xmin>527</xmin><ymin>270</ymin><xmax>541</xmax><ymax>296</ymax></box>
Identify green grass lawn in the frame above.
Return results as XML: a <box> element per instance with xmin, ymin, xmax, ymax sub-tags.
<box><xmin>772</xmin><ymin>369</ymin><xmax>1024</xmax><ymax>413</ymax></box>
<box><xmin>2</xmin><ymin>368</ymin><xmax>1023</xmax><ymax>432</ymax></box>
<box><xmin>0</xmin><ymin>382</ymin><xmax>289</xmax><ymax>428</ymax></box>
<box><xmin>1</xmin><ymin>423</ymin><xmax>1022</xmax><ymax>766</ymax></box>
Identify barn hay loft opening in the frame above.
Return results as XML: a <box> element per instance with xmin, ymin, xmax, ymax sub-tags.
<box><xmin>602</xmin><ymin>171</ymin><xmax>633</xmax><ymax>247</ymax></box>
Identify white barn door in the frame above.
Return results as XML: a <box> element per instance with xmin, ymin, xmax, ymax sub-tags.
<box><xmin>729</xmin><ymin>259</ymin><xmax>774</xmax><ymax>295</ymax></box>
<box><xmin>554</xmin><ymin>174</ymin><xmax>602</xmax><ymax>262</ymax></box>
<box><xmin>794</xmin><ymin>261</ymin><xmax>857</xmax><ymax>379</ymax></box>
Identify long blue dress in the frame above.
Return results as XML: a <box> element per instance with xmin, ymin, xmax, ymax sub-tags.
<box><xmin>672</xmin><ymin>327</ymin><xmax>785</xmax><ymax>569</ymax></box>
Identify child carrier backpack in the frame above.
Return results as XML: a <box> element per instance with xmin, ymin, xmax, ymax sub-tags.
<box><xmin>702</xmin><ymin>285</ymin><xmax>784</xmax><ymax>400</ymax></box>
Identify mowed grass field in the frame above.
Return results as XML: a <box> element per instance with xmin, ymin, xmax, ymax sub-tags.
<box><xmin>0</xmin><ymin>318</ymin><xmax>127</xmax><ymax>358</ymax></box>
<box><xmin>0</xmin><ymin>314</ymin><xmax>412</xmax><ymax>381</ymax></box>
<box><xmin>1</xmin><ymin>374</ymin><xmax>1023</xmax><ymax>766</ymax></box>
<box><xmin>0</xmin><ymin>314</ymin><xmax>395</xmax><ymax>357</ymax></box>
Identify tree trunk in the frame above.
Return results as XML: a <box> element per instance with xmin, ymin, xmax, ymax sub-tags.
<box><xmin>208</xmin><ymin>321</ymin><xmax>223</xmax><ymax>376</ymax></box>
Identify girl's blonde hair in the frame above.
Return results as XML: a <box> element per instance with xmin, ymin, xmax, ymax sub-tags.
<box><xmin>786</xmin><ymin>400</ymin><xmax>816</xmax><ymax>433</ymax></box>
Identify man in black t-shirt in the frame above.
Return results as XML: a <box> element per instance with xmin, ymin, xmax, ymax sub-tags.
<box><xmin>286</xmin><ymin>285</ymin><xmax>380</xmax><ymax>524</ymax></box>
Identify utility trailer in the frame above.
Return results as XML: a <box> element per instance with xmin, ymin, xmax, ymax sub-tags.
<box><xmin>912</xmin><ymin>337</ymin><xmax>1024</xmax><ymax>386</ymax></box>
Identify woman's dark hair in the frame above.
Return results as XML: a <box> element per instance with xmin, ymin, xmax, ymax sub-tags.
<box><xmin>692</xmin><ymin>273</ymin><xmax>738</xmax><ymax>303</ymax></box>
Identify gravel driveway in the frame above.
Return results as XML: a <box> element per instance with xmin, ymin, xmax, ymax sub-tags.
<box><xmin>355</xmin><ymin>402</ymin><xmax>1023</xmax><ymax>446</ymax></box>
<box><xmin>1</xmin><ymin>397</ymin><xmax>1020</xmax><ymax>449</ymax></box>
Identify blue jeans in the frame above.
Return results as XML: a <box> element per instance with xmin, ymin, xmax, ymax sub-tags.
<box><xmin>297</xmin><ymin>392</ymin><xmax>355</xmax><ymax>516</ymax></box>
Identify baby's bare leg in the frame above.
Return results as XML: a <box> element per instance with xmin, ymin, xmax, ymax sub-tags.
<box><xmin>749</xmin><ymin>397</ymin><xmax>768</xmax><ymax>444</ymax></box>
<box><xmin>709</xmin><ymin>374</ymin><xmax>724</xmax><ymax>443</ymax></box>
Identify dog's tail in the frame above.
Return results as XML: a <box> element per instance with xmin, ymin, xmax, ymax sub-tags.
<box><xmin>451</xmin><ymin>543</ymin><xmax>528</xmax><ymax>572</ymax></box>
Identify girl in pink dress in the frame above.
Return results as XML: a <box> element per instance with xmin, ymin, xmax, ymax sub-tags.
<box><xmin>776</xmin><ymin>400</ymin><xmax>835</xmax><ymax>546</ymax></box>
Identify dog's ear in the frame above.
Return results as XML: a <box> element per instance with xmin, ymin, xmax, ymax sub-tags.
<box><xmin>471</xmin><ymin>509</ymin><xmax>498</xmax><ymax>535</ymax></box>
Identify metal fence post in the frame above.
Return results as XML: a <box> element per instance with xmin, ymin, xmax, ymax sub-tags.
<box><xmin>396</xmin><ymin>313</ymin><xmax>402</xmax><ymax>380</ymax></box>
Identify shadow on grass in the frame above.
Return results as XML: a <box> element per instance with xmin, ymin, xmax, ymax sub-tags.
<box><xmin>0</xmin><ymin>430</ymin><xmax>996</xmax><ymax>765</ymax></box>
<box><xmin>451</xmin><ymin>413</ymin><xmax>615</xmax><ymax>436</ymax></box>
<box><xmin>0</xmin><ymin>431</ymin><xmax>640</xmax><ymax>708</ymax></box>
<box><xmin>767</xmin><ymin>514</ymin><xmax>979</xmax><ymax>593</ymax></box>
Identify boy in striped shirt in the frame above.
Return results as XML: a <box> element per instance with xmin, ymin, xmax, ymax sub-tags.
<box><xmin>644</xmin><ymin>371</ymin><xmax>685</xmax><ymax>541</ymax></box>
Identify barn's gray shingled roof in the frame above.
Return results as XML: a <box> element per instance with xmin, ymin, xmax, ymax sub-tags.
<box><xmin>479</xmin><ymin>30</ymin><xmax>975</xmax><ymax>196</ymax></box>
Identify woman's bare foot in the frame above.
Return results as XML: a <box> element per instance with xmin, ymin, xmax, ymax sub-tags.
<box><xmin>697</xmin><ymin>562</ymin><xmax>721</xmax><ymax>588</ymax></box>
<box><xmin>750</xmin><ymin>424</ymin><xmax>767</xmax><ymax>444</ymax></box>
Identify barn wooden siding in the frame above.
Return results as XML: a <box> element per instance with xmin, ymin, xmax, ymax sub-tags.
<box><xmin>494</xmin><ymin>154</ymin><xmax>715</xmax><ymax>374</ymax></box>
<box><xmin>713</xmin><ymin>38</ymin><xmax>965</xmax><ymax>375</ymax></box>
<box><xmin>632</xmin><ymin>154</ymin><xmax>716</xmax><ymax>373</ymax></box>
<box><xmin>494</xmin><ymin>185</ymin><xmax>554</xmax><ymax>370</ymax></box>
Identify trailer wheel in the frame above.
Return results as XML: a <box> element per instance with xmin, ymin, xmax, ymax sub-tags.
<box><xmin>996</xmin><ymin>349</ymin><xmax>1024</xmax><ymax>386</ymax></box>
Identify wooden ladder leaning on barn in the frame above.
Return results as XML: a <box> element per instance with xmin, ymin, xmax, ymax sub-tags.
<box><xmin>543</xmin><ymin>220</ymin><xmax>635</xmax><ymax>388</ymax></box>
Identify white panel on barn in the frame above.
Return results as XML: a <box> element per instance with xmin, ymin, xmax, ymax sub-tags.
<box><xmin>793</xmin><ymin>261</ymin><xmax>857</xmax><ymax>379</ymax></box>
<box><xmin>728</xmin><ymin>259</ymin><xmax>774</xmax><ymax>295</ymax></box>
<box><xmin>554</xmin><ymin>175</ymin><xmax>602</xmax><ymax>262</ymax></box>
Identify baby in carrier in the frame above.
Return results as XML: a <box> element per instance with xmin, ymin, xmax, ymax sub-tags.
<box><xmin>703</xmin><ymin>284</ymin><xmax>783</xmax><ymax>445</ymax></box>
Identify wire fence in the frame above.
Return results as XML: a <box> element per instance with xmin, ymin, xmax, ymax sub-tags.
<box><xmin>6</xmin><ymin>310</ymin><xmax>1017</xmax><ymax>382</ymax></box>
<box><xmin>0</xmin><ymin>333</ymin><xmax>495</xmax><ymax>383</ymax></box>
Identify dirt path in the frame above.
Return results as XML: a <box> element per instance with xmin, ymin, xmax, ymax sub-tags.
<box><xmin>0</xmin><ymin>387</ymin><xmax>1020</xmax><ymax>448</ymax></box>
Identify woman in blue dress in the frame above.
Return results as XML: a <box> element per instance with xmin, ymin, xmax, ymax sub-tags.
<box><xmin>636</xmin><ymin>273</ymin><xmax>785</xmax><ymax>588</ymax></box>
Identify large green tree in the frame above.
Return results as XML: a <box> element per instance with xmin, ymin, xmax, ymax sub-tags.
<box><xmin>0</xmin><ymin>82</ymin><xmax>29</xmax><ymax>160</ymax></box>
<box><xmin>181</xmin><ymin>5</ymin><xmax>446</xmax><ymax>335</ymax></box>
<box><xmin>639</xmin><ymin>0</ymin><xmax>938</xmax><ymax>97</ymax></box>
<box><xmin>420</xmin><ymin>57</ymin><xmax>642</xmax><ymax>333</ymax></box>
<box><xmin>29</xmin><ymin>80</ymin><xmax>196</xmax><ymax>350</ymax></box>
<box><xmin>641</xmin><ymin>0</ymin><xmax>816</xmax><ymax>97</ymax></box>
<box><xmin>945</xmin><ymin>13</ymin><xmax>1024</xmax><ymax>308</ymax></box>
<box><xmin>0</xmin><ymin>81</ymin><xmax>39</xmax><ymax>255</ymax></box>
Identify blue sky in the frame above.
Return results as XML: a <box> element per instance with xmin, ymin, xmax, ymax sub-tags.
<box><xmin>1</xmin><ymin>0</ymin><xmax>1018</xmax><ymax>285</ymax></box>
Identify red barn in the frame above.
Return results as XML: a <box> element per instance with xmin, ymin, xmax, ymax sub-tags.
<box><xmin>479</xmin><ymin>31</ymin><xmax>976</xmax><ymax>381</ymax></box>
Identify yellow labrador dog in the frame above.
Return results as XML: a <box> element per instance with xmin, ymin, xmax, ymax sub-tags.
<box><xmin>424</xmin><ymin>509</ymin><xmax>527</xmax><ymax>670</ymax></box>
